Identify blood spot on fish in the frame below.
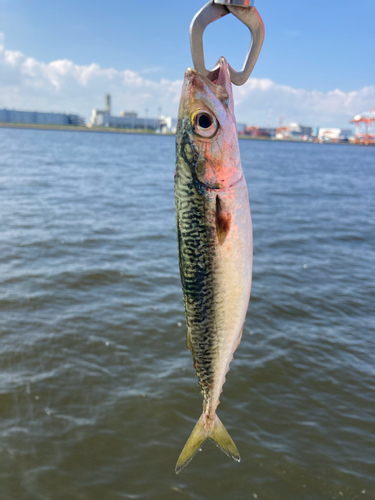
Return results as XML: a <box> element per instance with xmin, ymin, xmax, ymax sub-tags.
<box><xmin>215</xmin><ymin>195</ymin><xmax>231</xmax><ymax>244</ymax></box>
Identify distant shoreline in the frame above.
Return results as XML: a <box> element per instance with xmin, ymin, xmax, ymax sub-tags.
<box><xmin>0</xmin><ymin>122</ymin><xmax>165</xmax><ymax>135</ymax></box>
<box><xmin>0</xmin><ymin>122</ymin><xmax>368</xmax><ymax>146</ymax></box>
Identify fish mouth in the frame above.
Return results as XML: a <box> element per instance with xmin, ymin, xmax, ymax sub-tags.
<box><xmin>206</xmin><ymin>57</ymin><xmax>228</xmax><ymax>84</ymax></box>
<box><xmin>185</xmin><ymin>57</ymin><xmax>231</xmax><ymax>103</ymax></box>
<box><xmin>206</xmin><ymin>67</ymin><xmax>220</xmax><ymax>82</ymax></box>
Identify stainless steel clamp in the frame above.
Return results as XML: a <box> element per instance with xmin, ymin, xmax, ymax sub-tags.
<box><xmin>190</xmin><ymin>0</ymin><xmax>264</xmax><ymax>86</ymax></box>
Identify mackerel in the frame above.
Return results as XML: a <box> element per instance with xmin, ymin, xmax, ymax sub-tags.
<box><xmin>174</xmin><ymin>57</ymin><xmax>252</xmax><ymax>473</ymax></box>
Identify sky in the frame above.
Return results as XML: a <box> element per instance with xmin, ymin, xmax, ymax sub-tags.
<box><xmin>0</xmin><ymin>0</ymin><xmax>374</xmax><ymax>128</ymax></box>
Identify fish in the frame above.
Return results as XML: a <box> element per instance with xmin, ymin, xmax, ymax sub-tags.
<box><xmin>174</xmin><ymin>56</ymin><xmax>253</xmax><ymax>474</ymax></box>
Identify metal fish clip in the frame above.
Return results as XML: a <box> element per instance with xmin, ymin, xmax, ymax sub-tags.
<box><xmin>189</xmin><ymin>0</ymin><xmax>265</xmax><ymax>86</ymax></box>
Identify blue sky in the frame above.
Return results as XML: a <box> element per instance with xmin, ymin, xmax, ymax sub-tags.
<box><xmin>0</xmin><ymin>0</ymin><xmax>374</xmax><ymax>127</ymax></box>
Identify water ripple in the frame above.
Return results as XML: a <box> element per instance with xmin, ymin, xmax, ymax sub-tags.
<box><xmin>0</xmin><ymin>129</ymin><xmax>374</xmax><ymax>499</ymax></box>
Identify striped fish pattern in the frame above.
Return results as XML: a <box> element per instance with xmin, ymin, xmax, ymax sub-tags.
<box><xmin>174</xmin><ymin>57</ymin><xmax>253</xmax><ymax>473</ymax></box>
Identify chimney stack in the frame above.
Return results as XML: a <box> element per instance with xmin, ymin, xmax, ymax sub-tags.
<box><xmin>105</xmin><ymin>94</ymin><xmax>111</xmax><ymax>115</ymax></box>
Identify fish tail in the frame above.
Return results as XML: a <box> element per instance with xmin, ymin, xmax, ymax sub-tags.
<box><xmin>175</xmin><ymin>414</ymin><xmax>240</xmax><ymax>474</ymax></box>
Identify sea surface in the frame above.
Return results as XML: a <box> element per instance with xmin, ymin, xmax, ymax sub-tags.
<box><xmin>0</xmin><ymin>127</ymin><xmax>374</xmax><ymax>500</ymax></box>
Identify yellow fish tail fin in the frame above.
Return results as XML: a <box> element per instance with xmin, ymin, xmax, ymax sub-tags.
<box><xmin>175</xmin><ymin>414</ymin><xmax>240</xmax><ymax>474</ymax></box>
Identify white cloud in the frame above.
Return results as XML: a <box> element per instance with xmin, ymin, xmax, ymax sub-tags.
<box><xmin>233</xmin><ymin>79</ymin><xmax>375</xmax><ymax>128</ymax></box>
<box><xmin>0</xmin><ymin>32</ymin><xmax>373</xmax><ymax>127</ymax></box>
<box><xmin>0</xmin><ymin>33</ymin><xmax>183</xmax><ymax>120</ymax></box>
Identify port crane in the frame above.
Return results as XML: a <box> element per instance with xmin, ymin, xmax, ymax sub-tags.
<box><xmin>351</xmin><ymin>107</ymin><xmax>375</xmax><ymax>145</ymax></box>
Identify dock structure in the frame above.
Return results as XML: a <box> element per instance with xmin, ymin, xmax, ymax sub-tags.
<box><xmin>351</xmin><ymin>107</ymin><xmax>375</xmax><ymax>145</ymax></box>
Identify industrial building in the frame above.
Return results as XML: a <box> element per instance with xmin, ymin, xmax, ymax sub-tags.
<box><xmin>243</xmin><ymin>126</ymin><xmax>276</xmax><ymax>138</ymax></box>
<box><xmin>273</xmin><ymin>124</ymin><xmax>353</xmax><ymax>142</ymax></box>
<box><xmin>236</xmin><ymin>123</ymin><xmax>247</xmax><ymax>134</ymax></box>
<box><xmin>89</xmin><ymin>109</ymin><xmax>161</xmax><ymax>130</ymax></box>
<box><xmin>275</xmin><ymin>123</ymin><xmax>313</xmax><ymax>140</ymax></box>
<box><xmin>158</xmin><ymin>115</ymin><xmax>177</xmax><ymax>134</ymax></box>
<box><xmin>318</xmin><ymin>128</ymin><xmax>352</xmax><ymax>142</ymax></box>
<box><xmin>89</xmin><ymin>94</ymin><xmax>172</xmax><ymax>132</ymax></box>
<box><xmin>0</xmin><ymin>109</ymin><xmax>84</xmax><ymax>126</ymax></box>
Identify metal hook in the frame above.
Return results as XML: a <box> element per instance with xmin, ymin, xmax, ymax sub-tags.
<box><xmin>189</xmin><ymin>0</ymin><xmax>264</xmax><ymax>86</ymax></box>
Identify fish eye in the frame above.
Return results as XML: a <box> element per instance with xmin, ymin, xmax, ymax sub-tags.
<box><xmin>192</xmin><ymin>110</ymin><xmax>218</xmax><ymax>138</ymax></box>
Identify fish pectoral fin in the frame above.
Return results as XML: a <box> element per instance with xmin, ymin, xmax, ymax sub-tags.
<box><xmin>175</xmin><ymin>414</ymin><xmax>240</xmax><ymax>474</ymax></box>
<box><xmin>215</xmin><ymin>195</ymin><xmax>231</xmax><ymax>244</ymax></box>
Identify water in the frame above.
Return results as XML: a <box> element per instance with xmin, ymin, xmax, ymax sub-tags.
<box><xmin>0</xmin><ymin>128</ymin><xmax>374</xmax><ymax>500</ymax></box>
